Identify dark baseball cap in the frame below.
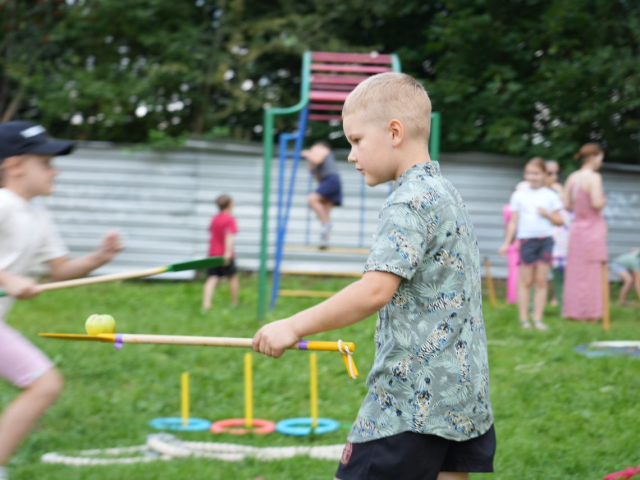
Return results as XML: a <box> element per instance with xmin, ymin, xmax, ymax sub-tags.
<box><xmin>0</xmin><ymin>121</ymin><xmax>75</xmax><ymax>162</ymax></box>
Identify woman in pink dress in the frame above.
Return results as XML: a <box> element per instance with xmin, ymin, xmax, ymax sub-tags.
<box><xmin>562</xmin><ymin>143</ymin><xmax>608</xmax><ymax>321</ymax></box>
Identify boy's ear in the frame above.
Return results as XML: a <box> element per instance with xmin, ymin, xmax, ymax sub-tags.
<box><xmin>1</xmin><ymin>156</ymin><xmax>25</xmax><ymax>176</ymax></box>
<box><xmin>388</xmin><ymin>119</ymin><xmax>404</xmax><ymax>147</ymax></box>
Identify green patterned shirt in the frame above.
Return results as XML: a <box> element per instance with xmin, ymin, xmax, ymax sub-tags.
<box><xmin>348</xmin><ymin>162</ymin><xmax>493</xmax><ymax>443</ymax></box>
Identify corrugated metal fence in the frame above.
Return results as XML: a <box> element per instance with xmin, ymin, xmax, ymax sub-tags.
<box><xmin>41</xmin><ymin>141</ymin><xmax>640</xmax><ymax>279</ymax></box>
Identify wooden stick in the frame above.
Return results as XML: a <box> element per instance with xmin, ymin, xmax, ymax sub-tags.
<box><xmin>0</xmin><ymin>257</ymin><xmax>223</xmax><ymax>297</ymax></box>
<box><xmin>39</xmin><ymin>334</ymin><xmax>359</xmax><ymax>378</ymax></box>
<box><xmin>40</xmin><ymin>333</ymin><xmax>356</xmax><ymax>353</ymax></box>
<box><xmin>484</xmin><ymin>258</ymin><xmax>498</xmax><ymax>309</ymax></box>
<box><xmin>281</xmin><ymin>270</ymin><xmax>362</xmax><ymax>278</ymax></box>
<box><xmin>279</xmin><ymin>290</ymin><xmax>336</xmax><ymax>298</ymax></box>
<box><xmin>284</xmin><ymin>245</ymin><xmax>370</xmax><ymax>255</ymax></box>
<box><xmin>602</xmin><ymin>263</ymin><xmax>610</xmax><ymax>331</ymax></box>
<box><xmin>36</xmin><ymin>267</ymin><xmax>166</xmax><ymax>293</ymax></box>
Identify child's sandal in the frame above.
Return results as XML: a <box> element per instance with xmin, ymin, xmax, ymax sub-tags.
<box><xmin>519</xmin><ymin>320</ymin><xmax>532</xmax><ymax>329</ymax></box>
<box><xmin>533</xmin><ymin>320</ymin><xmax>549</xmax><ymax>331</ymax></box>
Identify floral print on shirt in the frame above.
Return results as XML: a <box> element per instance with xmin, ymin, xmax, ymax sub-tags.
<box><xmin>350</xmin><ymin>162</ymin><xmax>493</xmax><ymax>443</ymax></box>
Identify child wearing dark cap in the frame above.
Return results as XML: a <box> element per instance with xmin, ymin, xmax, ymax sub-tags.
<box><xmin>0</xmin><ymin>121</ymin><xmax>123</xmax><ymax>478</ymax></box>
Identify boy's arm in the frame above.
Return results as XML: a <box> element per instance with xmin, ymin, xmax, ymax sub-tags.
<box><xmin>0</xmin><ymin>270</ymin><xmax>39</xmax><ymax>299</ymax></box>
<box><xmin>253</xmin><ymin>271</ymin><xmax>401</xmax><ymax>358</ymax></box>
<box><xmin>223</xmin><ymin>231</ymin><xmax>234</xmax><ymax>265</ymax></box>
<box><xmin>302</xmin><ymin>149</ymin><xmax>326</xmax><ymax>165</ymax></box>
<box><xmin>47</xmin><ymin>231</ymin><xmax>123</xmax><ymax>282</ymax></box>
<box><xmin>538</xmin><ymin>208</ymin><xmax>564</xmax><ymax>226</ymax></box>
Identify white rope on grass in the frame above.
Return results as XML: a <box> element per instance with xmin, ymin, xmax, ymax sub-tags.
<box><xmin>41</xmin><ymin>434</ymin><xmax>345</xmax><ymax>467</ymax></box>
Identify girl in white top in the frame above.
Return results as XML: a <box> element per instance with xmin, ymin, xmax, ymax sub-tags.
<box><xmin>499</xmin><ymin>158</ymin><xmax>564</xmax><ymax>330</ymax></box>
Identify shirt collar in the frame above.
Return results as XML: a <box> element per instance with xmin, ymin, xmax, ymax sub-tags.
<box><xmin>0</xmin><ymin>188</ymin><xmax>30</xmax><ymax>210</ymax></box>
<box><xmin>397</xmin><ymin>161</ymin><xmax>441</xmax><ymax>187</ymax></box>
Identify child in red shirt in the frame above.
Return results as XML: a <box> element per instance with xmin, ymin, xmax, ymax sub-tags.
<box><xmin>202</xmin><ymin>194</ymin><xmax>239</xmax><ymax>311</ymax></box>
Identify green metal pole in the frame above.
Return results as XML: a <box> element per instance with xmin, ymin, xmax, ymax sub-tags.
<box><xmin>430</xmin><ymin>112</ymin><xmax>441</xmax><ymax>161</ymax></box>
<box><xmin>257</xmin><ymin>52</ymin><xmax>312</xmax><ymax>322</ymax></box>
<box><xmin>257</xmin><ymin>110</ymin><xmax>275</xmax><ymax>322</ymax></box>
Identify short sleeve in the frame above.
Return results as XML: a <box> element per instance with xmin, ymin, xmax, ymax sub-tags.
<box><xmin>229</xmin><ymin>217</ymin><xmax>239</xmax><ymax>234</ymax></box>
<box><xmin>364</xmin><ymin>203</ymin><xmax>428</xmax><ymax>281</ymax></box>
<box><xmin>549</xmin><ymin>192</ymin><xmax>563</xmax><ymax>212</ymax></box>
<box><xmin>34</xmin><ymin>212</ymin><xmax>69</xmax><ymax>264</ymax></box>
<box><xmin>509</xmin><ymin>191</ymin><xmax>521</xmax><ymax>212</ymax></box>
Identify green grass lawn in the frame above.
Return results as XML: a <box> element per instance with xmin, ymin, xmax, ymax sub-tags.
<box><xmin>1</xmin><ymin>274</ymin><xmax>638</xmax><ymax>479</ymax></box>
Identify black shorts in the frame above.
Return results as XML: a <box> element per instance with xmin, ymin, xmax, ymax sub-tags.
<box><xmin>336</xmin><ymin>425</ymin><xmax>496</xmax><ymax>480</ymax></box>
<box><xmin>207</xmin><ymin>259</ymin><xmax>237</xmax><ymax>278</ymax></box>
<box><xmin>519</xmin><ymin>237</ymin><xmax>553</xmax><ymax>266</ymax></box>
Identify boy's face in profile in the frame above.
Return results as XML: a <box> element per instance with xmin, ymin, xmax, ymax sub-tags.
<box><xmin>343</xmin><ymin>112</ymin><xmax>396</xmax><ymax>187</ymax></box>
<box><xmin>4</xmin><ymin>154</ymin><xmax>58</xmax><ymax>196</ymax></box>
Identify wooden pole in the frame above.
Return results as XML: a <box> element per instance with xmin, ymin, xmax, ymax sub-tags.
<box><xmin>35</xmin><ymin>267</ymin><xmax>165</xmax><ymax>293</ymax></box>
<box><xmin>484</xmin><ymin>257</ymin><xmax>498</xmax><ymax>309</ymax></box>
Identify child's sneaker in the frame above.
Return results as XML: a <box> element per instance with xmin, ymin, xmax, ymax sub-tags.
<box><xmin>320</xmin><ymin>223</ymin><xmax>331</xmax><ymax>248</ymax></box>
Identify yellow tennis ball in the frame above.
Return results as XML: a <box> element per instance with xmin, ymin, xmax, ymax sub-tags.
<box><xmin>85</xmin><ymin>314</ymin><xmax>116</xmax><ymax>336</ymax></box>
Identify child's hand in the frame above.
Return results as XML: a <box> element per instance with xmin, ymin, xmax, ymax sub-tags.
<box><xmin>223</xmin><ymin>253</ymin><xmax>232</xmax><ymax>266</ymax></box>
<box><xmin>0</xmin><ymin>272</ymin><xmax>39</xmax><ymax>299</ymax></box>
<box><xmin>537</xmin><ymin>207</ymin><xmax>549</xmax><ymax>218</ymax></box>
<box><xmin>96</xmin><ymin>230</ymin><xmax>123</xmax><ymax>262</ymax></box>
<box><xmin>498</xmin><ymin>244</ymin><xmax>509</xmax><ymax>257</ymax></box>
<box><xmin>252</xmin><ymin>318</ymin><xmax>301</xmax><ymax>358</ymax></box>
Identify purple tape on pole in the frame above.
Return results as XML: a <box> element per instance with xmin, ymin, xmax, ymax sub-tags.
<box><xmin>298</xmin><ymin>340</ymin><xmax>309</xmax><ymax>350</ymax></box>
<box><xmin>114</xmin><ymin>334</ymin><xmax>124</xmax><ymax>350</ymax></box>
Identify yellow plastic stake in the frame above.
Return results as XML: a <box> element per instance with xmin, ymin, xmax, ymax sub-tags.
<box><xmin>181</xmin><ymin>372</ymin><xmax>189</xmax><ymax>426</ymax></box>
<box><xmin>244</xmin><ymin>353</ymin><xmax>253</xmax><ymax>429</ymax></box>
<box><xmin>310</xmin><ymin>353</ymin><xmax>319</xmax><ymax>429</ymax></box>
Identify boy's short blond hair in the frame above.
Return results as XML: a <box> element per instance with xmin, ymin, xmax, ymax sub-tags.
<box><xmin>342</xmin><ymin>72</ymin><xmax>432</xmax><ymax>144</ymax></box>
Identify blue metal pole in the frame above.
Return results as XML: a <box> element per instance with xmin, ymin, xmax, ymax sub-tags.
<box><xmin>305</xmin><ymin>170</ymin><xmax>313</xmax><ymax>245</ymax></box>
<box><xmin>270</xmin><ymin>109</ymin><xmax>309</xmax><ymax>310</ymax></box>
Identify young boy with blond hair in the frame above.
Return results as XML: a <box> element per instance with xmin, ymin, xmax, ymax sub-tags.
<box><xmin>253</xmin><ymin>73</ymin><xmax>495</xmax><ymax>479</ymax></box>
<box><xmin>0</xmin><ymin>121</ymin><xmax>122</xmax><ymax>479</ymax></box>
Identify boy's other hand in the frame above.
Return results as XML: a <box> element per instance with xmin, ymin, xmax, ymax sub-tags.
<box><xmin>1</xmin><ymin>272</ymin><xmax>39</xmax><ymax>299</ymax></box>
<box><xmin>537</xmin><ymin>207</ymin><xmax>549</xmax><ymax>218</ymax></box>
<box><xmin>252</xmin><ymin>318</ymin><xmax>300</xmax><ymax>358</ymax></box>
<box><xmin>498</xmin><ymin>244</ymin><xmax>509</xmax><ymax>257</ymax></box>
<box><xmin>97</xmin><ymin>230</ymin><xmax>124</xmax><ymax>261</ymax></box>
<box><xmin>223</xmin><ymin>254</ymin><xmax>232</xmax><ymax>266</ymax></box>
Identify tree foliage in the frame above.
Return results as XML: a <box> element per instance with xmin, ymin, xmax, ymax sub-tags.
<box><xmin>1</xmin><ymin>0</ymin><xmax>639</xmax><ymax>164</ymax></box>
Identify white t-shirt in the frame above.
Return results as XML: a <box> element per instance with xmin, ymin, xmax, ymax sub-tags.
<box><xmin>0</xmin><ymin>189</ymin><xmax>68</xmax><ymax>320</ymax></box>
<box><xmin>510</xmin><ymin>186</ymin><xmax>563</xmax><ymax>239</ymax></box>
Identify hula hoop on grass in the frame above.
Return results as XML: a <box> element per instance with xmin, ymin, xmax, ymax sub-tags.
<box><xmin>574</xmin><ymin>341</ymin><xmax>640</xmax><ymax>358</ymax></box>
<box><xmin>210</xmin><ymin>418</ymin><xmax>276</xmax><ymax>435</ymax></box>
<box><xmin>149</xmin><ymin>417</ymin><xmax>212</xmax><ymax>432</ymax></box>
<box><xmin>276</xmin><ymin>417</ymin><xmax>340</xmax><ymax>436</ymax></box>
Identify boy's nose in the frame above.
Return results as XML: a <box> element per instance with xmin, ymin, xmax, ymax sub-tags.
<box><xmin>347</xmin><ymin>150</ymin><xmax>357</xmax><ymax>163</ymax></box>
